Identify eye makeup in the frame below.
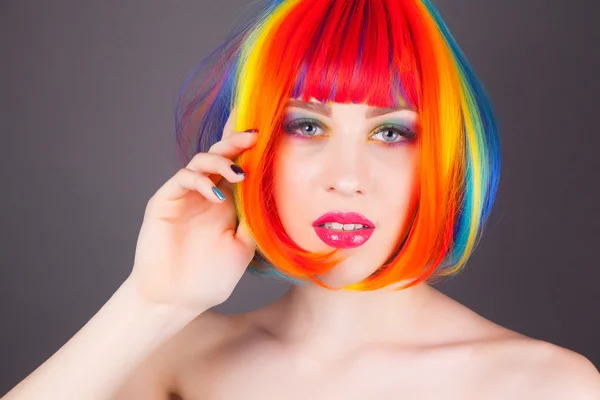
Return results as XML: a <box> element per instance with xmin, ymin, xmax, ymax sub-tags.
<box><xmin>282</xmin><ymin>116</ymin><xmax>328</xmax><ymax>140</ymax></box>
<box><xmin>369</xmin><ymin>125</ymin><xmax>415</xmax><ymax>147</ymax></box>
<box><xmin>282</xmin><ymin>112</ymin><xmax>417</xmax><ymax>146</ymax></box>
<box><xmin>369</xmin><ymin>118</ymin><xmax>418</xmax><ymax>147</ymax></box>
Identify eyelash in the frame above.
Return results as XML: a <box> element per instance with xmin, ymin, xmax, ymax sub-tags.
<box><xmin>283</xmin><ymin>118</ymin><xmax>416</xmax><ymax>147</ymax></box>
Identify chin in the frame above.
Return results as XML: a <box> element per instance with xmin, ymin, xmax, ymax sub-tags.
<box><xmin>286</xmin><ymin>229</ymin><xmax>398</xmax><ymax>284</ymax></box>
<box><xmin>317</xmin><ymin>255</ymin><xmax>384</xmax><ymax>287</ymax></box>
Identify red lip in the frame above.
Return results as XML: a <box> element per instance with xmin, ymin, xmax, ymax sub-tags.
<box><xmin>312</xmin><ymin>211</ymin><xmax>375</xmax><ymax>249</ymax></box>
<box><xmin>312</xmin><ymin>211</ymin><xmax>375</xmax><ymax>228</ymax></box>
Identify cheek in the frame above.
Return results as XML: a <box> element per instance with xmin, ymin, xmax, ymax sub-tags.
<box><xmin>272</xmin><ymin>143</ymin><xmax>321</xmax><ymax>225</ymax></box>
<box><xmin>389</xmin><ymin>164</ymin><xmax>419</xmax><ymax>205</ymax></box>
<box><xmin>374</xmin><ymin>149</ymin><xmax>420</xmax><ymax>226</ymax></box>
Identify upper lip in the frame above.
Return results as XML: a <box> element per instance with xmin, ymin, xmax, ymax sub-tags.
<box><xmin>312</xmin><ymin>211</ymin><xmax>375</xmax><ymax>228</ymax></box>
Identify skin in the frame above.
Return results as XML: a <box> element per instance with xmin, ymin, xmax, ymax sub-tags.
<box><xmin>113</xmin><ymin>100</ymin><xmax>600</xmax><ymax>399</ymax></box>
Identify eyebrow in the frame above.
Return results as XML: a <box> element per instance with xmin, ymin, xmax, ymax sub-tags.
<box><xmin>285</xmin><ymin>99</ymin><xmax>415</xmax><ymax>118</ymax></box>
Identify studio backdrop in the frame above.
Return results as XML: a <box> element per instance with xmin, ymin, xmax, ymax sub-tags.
<box><xmin>0</xmin><ymin>0</ymin><xmax>599</xmax><ymax>394</ymax></box>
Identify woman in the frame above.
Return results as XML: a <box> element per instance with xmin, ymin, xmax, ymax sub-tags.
<box><xmin>4</xmin><ymin>0</ymin><xmax>599</xmax><ymax>398</ymax></box>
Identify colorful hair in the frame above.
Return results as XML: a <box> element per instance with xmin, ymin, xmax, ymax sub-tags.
<box><xmin>174</xmin><ymin>0</ymin><xmax>501</xmax><ymax>291</ymax></box>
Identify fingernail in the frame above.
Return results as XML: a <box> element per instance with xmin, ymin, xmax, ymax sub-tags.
<box><xmin>212</xmin><ymin>186</ymin><xmax>226</xmax><ymax>201</ymax></box>
<box><xmin>230</xmin><ymin>164</ymin><xmax>245</xmax><ymax>175</ymax></box>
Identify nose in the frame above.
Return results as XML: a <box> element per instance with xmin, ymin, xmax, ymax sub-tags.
<box><xmin>321</xmin><ymin>139</ymin><xmax>371</xmax><ymax>197</ymax></box>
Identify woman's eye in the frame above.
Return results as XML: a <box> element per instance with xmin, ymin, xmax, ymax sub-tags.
<box><xmin>283</xmin><ymin>118</ymin><xmax>325</xmax><ymax>137</ymax></box>
<box><xmin>283</xmin><ymin>119</ymin><xmax>416</xmax><ymax>144</ymax></box>
<box><xmin>370</xmin><ymin>125</ymin><xmax>415</xmax><ymax>144</ymax></box>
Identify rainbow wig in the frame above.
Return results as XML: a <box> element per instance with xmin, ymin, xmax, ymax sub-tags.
<box><xmin>175</xmin><ymin>0</ymin><xmax>501</xmax><ymax>291</ymax></box>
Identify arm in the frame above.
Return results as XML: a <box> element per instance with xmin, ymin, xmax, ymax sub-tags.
<box><xmin>2</xmin><ymin>279</ymin><xmax>199</xmax><ymax>400</ymax></box>
<box><xmin>3</xmin><ymin>115</ymin><xmax>257</xmax><ymax>399</ymax></box>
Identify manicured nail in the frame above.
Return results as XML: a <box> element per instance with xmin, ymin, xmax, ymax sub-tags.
<box><xmin>230</xmin><ymin>164</ymin><xmax>245</xmax><ymax>175</ymax></box>
<box><xmin>212</xmin><ymin>186</ymin><xmax>226</xmax><ymax>201</ymax></box>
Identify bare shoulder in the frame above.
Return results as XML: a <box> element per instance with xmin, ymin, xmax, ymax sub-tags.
<box><xmin>429</xmin><ymin>290</ymin><xmax>600</xmax><ymax>398</ymax></box>
<box><xmin>113</xmin><ymin>309</ymin><xmax>239</xmax><ymax>398</ymax></box>
<box><xmin>493</xmin><ymin>337</ymin><xmax>600</xmax><ymax>399</ymax></box>
<box><xmin>458</xmin><ymin>318</ymin><xmax>600</xmax><ymax>399</ymax></box>
<box><xmin>157</xmin><ymin>309</ymin><xmax>245</xmax><ymax>375</ymax></box>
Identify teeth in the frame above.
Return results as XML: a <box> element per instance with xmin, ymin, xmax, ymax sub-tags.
<box><xmin>322</xmin><ymin>222</ymin><xmax>365</xmax><ymax>231</ymax></box>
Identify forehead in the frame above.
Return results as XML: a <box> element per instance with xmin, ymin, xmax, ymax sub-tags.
<box><xmin>285</xmin><ymin>98</ymin><xmax>418</xmax><ymax>118</ymax></box>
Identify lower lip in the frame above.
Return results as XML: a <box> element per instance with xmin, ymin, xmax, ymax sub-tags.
<box><xmin>313</xmin><ymin>226</ymin><xmax>374</xmax><ymax>249</ymax></box>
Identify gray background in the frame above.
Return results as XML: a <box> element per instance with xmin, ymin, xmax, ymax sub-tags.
<box><xmin>1</xmin><ymin>0</ymin><xmax>599</xmax><ymax>394</ymax></box>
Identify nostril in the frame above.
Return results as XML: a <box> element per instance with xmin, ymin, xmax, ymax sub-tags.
<box><xmin>327</xmin><ymin>185</ymin><xmax>365</xmax><ymax>195</ymax></box>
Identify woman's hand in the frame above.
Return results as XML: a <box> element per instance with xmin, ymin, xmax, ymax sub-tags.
<box><xmin>128</xmin><ymin>110</ymin><xmax>257</xmax><ymax>312</ymax></box>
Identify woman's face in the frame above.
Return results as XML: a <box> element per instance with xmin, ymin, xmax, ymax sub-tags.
<box><xmin>273</xmin><ymin>97</ymin><xmax>421</xmax><ymax>286</ymax></box>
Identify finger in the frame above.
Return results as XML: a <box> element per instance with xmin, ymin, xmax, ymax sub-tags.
<box><xmin>153</xmin><ymin>167</ymin><xmax>230</xmax><ymax>203</ymax></box>
<box><xmin>200</xmin><ymin>131</ymin><xmax>257</xmax><ymax>186</ymax></box>
<box><xmin>215</xmin><ymin>172</ymin><xmax>234</xmax><ymax>199</ymax></box>
<box><xmin>207</xmin><ymin>130</ymin><xmax>258</xmax><ymax>160</ymax></box>
<box><xmin>186</xmin><ymin>152</ymin><xmax>247</xmax><ymax>185</ymax></box>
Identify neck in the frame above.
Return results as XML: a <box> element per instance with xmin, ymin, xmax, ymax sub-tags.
<box><xmin>258</xmin><ymin>279</ymin><xmax>439</xmax><ymax>358</ymax></box>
